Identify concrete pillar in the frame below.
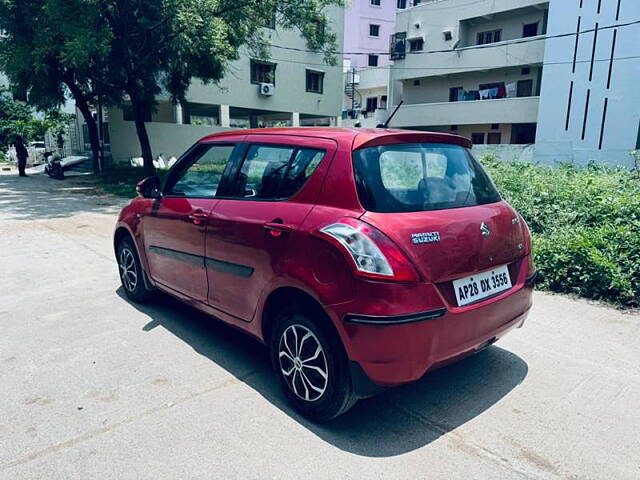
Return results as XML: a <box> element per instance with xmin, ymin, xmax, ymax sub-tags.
<box><xmin>175</xmin><ymin>102</ymin><xmax>184</xmax><ymax>125</ymax></box>
<box><xmin>220</xmin><ymin>104</ymin><xmax>230</xmax><ymax>128</ymax></box>
<box><xmin>291</xmin><ymin>112</ymin><xmax>300</xmax><ymax>127</ymax></box>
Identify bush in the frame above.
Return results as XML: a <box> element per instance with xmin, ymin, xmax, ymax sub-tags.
<box><xmin>481</xmin><ymin>157</ymin><xmax>640</xmax><ymax>307</ymax></box>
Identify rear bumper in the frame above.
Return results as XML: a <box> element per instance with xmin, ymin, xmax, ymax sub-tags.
<box><xmin>337</xmin><ymin>283</ymin><xmax>533</xmax><ymax>388</ymax></box>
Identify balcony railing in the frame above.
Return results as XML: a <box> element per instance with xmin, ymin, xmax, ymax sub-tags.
<box><xmin>391</xmin><ymin>36</ymin><xmax>545</xmax><ymax>80</ymax></box>
<box><xmin>390</xmin><ymin>96</ymin><xmax>540</xmax><ymax>128</ymax></box>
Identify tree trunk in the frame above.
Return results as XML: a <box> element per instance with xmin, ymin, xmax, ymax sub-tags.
<box><xmin>62</xmin><ymin>74</ymin><xmax>101</xmax><ymax>174</ymax></box>
<box><xmin>76</xmin><ymin>100</ymin><xmax>101</xmax><ymax>174</ymax></box>
<box><xmin>131</xmin><ymin>99</ymin><xmax>155</xmax><ymax>177</ymax></box>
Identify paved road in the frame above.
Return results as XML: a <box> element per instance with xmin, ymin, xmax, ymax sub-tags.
<box><xmin>1</xmin><ymin>173</ymin><xmax>639</xmax><ymax>480</ymax></box>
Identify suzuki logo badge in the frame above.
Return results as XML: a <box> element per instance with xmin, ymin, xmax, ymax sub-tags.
<box><xmin>480</xmin><ymin>222</ymin><xmax>491</xmax><ymax>237</ymax></box>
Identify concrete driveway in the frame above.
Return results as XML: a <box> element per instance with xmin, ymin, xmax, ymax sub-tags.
<box><xmin>1</xmin><ymin>173</ymin><xmax>639</xmax><ymax>480</ymax></box>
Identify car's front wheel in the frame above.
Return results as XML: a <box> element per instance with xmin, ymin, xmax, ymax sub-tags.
<box><xmin>117</xmin><ymin>238</ymin><xmax>153</xmax><ymax>303</ymax></box>
<box><xmin>270</xmin><ymin>309</ymin><xmax>357</xmax><ymax>421</ymax></box>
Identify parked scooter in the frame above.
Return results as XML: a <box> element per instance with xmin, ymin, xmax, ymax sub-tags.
<box><xmin>44</xmin><ymin>151</ymin><xmax>64</xmax><ymax>179</ymax></box>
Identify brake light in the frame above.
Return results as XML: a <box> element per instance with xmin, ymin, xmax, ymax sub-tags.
<box><xmin>319</xmin><ymin>218</ymin><xmax>420</xmax><ymax>282</ymax></box>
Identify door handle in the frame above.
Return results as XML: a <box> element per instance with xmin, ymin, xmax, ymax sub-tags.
<box><xmin>264</xmin><ymin>221</ymin><xmax>295</xmax><ymax>237</ymax></box>
<box><xmin>188</xmin><ymin>210</ymin><xmax>208</xmax><ymax>226</ymax></box>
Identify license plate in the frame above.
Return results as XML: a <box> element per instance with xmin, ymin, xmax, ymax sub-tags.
<box><xmin>453</xmin><ymin>265</ymin><xmax>512</xmax><ymax>307</ymax></box>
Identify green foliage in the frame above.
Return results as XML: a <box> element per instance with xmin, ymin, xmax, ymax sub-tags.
<box><xmin>0</xmin><ymin>87</ymin><xmax>45</xmax><ymax>148</ymax></box>
<box><xmin>481</xmin><ymin>156</ymin><xmax>640</xmax><ymax>307</ymax></box>
<box><xmin>97</xmin><ymin>166</ymin><xmax>168</xmax><ymax>197</ymax></box>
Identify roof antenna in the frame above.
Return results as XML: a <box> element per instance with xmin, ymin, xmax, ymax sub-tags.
<box><xmin>379</xmin><ymin>100</ymin><xmax>404</xmax><ymax>128</ymax></box>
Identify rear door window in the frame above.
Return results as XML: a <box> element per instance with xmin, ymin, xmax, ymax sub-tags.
<box><xmin>353</xmin><ymin>143</ymin><xmax>501</xmax><ymax>212</ymax></box>
<box><xmin>232</xmin><ymin>145</ymin><xmax>325</xmax><ymax>200</ymax></box>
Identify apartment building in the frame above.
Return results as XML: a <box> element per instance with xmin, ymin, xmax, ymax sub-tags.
<box><xmin>101</xmin><ymin>6</ymin><xmax>345</xmax><ymax>164</ymax></box>
<box><xmin>342</xmin><ymin>0</ymin><xmax>398</xmax><ymax>125</ymax></box>
<box><xmin>535</xmin><ymin>0</ymin><xmax>640</xmax><ymax>167</ymax></box>
<box><xmin>388</xmin><ymin>0</ymin><xmax>549</xmax><ymax>145</ymax></box>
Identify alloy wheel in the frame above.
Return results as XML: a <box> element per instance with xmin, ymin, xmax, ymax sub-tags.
<box><xmin>118</xmin><ymin>248</ymin><xmax>138</xmax><ymax>292</ymax></box>
<box><xmin>278</xmin><ymin>324</ymin><xmax>329</xmax><ymax>402</ymax></box>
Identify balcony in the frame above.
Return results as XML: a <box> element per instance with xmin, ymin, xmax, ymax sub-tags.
<box><xmin>353</xmin><ymin>67</ymin><xmax>390</xmax><ymax>91</ymax></box>
<box><xmin>392</xmin><ymin>36</ymin><xmax>545</xmax><ymax>81</ymax></box>
<box><xmin>390</xmin><ymin>96</ymin><xmax>540</xmax><ymax>128</ymax></box>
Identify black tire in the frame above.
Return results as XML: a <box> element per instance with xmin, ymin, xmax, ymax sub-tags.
<box><xmin>52</xmin><ymin>163</ymin><xmax>64</xmax><ymax>180</ymax></box>
<box><xmin>270</xmin><ymin>308</ymin><xmax>357</xmax><ymax>421</ymax></box>
<box><xmin>116</xmin><ymin>238</ymin><xmax>153</xmax><ymax>303</ymax></box>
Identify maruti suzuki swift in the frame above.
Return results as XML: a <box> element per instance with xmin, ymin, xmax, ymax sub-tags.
<box><xmin>114</xmin><ymin>128</ymin><xmax>536</xmax><ymax>421</ymax></box>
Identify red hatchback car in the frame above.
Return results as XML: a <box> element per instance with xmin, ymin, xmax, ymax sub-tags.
<box><xmin>114</xmin><ymin>128</ymin><xmax>535</xmax><ymax>421</ymax></box>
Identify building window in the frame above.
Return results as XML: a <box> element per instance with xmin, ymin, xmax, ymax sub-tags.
<box><xmin>487</xmin><ymin>132</ymin><xmax>501</xmax><ymax>144</ymax></box>
<box><xmin>305</xmin><ymin>70</ymin><xmax>324</xmax><ymax>94</ymax></box>
<box><xmin>408</xmin><ymin>38</ymin><xmax>424</xmax><ymax>52</ymax></box>
<box><xmin>366</xmin><ymin>97</ymin><xmax>378</xmax><ymax>113</ymax></box>
<box><xmin>449</xmin><ymin>86</ymin><xmax>463</xmax><ymax>102</ymax></box>
<box><xmin>517</xmin><ymin>79</ymin><xmax>533</xmax><ymax>97</ymax></box>
<box><xmin>250</xmin><ymin>60</ymin><xmax>276</xmax><ymax>84</ymax></box>
<box><xmin>397</xmin><ymin>0</ymin><xmax>407</xmax><ymax>8</ymax></box>
<box><xmin>368</xmin><ymin>55</ymin><xmax>379</xmax><ymax>67</ymax></box>
<box><xmin>477</xmin><ymin>29</ymin><xmax>501</xmax><ymax>45</ymax></box>
<box><xmin>371</xmin><ymin>0</ymin><xmax>381</xmax><ymax>5</ymax></box>
<box><xmin>413</xmin><ymin>0</ymin><xmax>422</xmax><ymax>5</ymax></box>
<box><xmin>381</xmin><ymin>95</ymin><xmax>388</xmax><ymax>109</ymax></box>
<box><xmin>491</xmin><ymin>123</ymin><xmax>500</xmax><ymax>130</ymax></box>
<box><xmin>390</xmin><ymin>31</ymin><xmax>407</xmax><ymax>60</ymax></box>
<box><xmin>265</xmin><ymin>8</ymin><xmax>276</xmax><ymax>29</ymax></box>
<box><xmin>523</xmin><ymin>22</ymin><xmax>539</xmax><ymax>38</ymax></box>
<box><xmin>369</xmin><ymin>24</ymin><xmax>380</xmax><ymax>37</ymax></box>
<box><xmin>413</xmin><ymin>79</ymin><xmax>421</xmax><ymax>86</ymax></box>
<box><xmin>471</xmin><ymin>133</ymin><xmax>485</xmax><ymax>144</ymax></box>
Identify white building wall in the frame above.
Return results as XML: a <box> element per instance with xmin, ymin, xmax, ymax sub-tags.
<box><xmin>535</xmin><ymin>0</ymin><xmax>640</xmax><ymax>167</ymax></box>
<box><xmin>109</xmin><ymin>108</ymin><xmax>229</xmax><ymax>164</ymax></box>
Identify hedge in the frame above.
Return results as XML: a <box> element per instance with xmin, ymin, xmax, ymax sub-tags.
<box><xmin>481</xmin><ymin>156</ymin><xmax>640</xmax><ymax>308</ymax></box>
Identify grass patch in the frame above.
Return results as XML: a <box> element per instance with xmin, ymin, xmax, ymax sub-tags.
<box><xmin>95</xmin><ymin>167</ymin><xmax>167</xmax><ymax>198</ymax></box>
<box><xmin>481</xmin><ymin>156</ymin><xmax>640</xmax><ymax>308</ymax></box>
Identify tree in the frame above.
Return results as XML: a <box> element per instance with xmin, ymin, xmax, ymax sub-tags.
<box><xmin>0</xmin><ymin>87</ymin><xmax>44</xmax><ymax>148</ymax></box>
<box><xmin>3</xmin><ymin>0</ymin><xmax>343</xmax><ymax>176</ymax></box>
<box><xmin>0</xmin><ymin>0</ymin><xmax>115</xmax><ymax>173</ymax></box>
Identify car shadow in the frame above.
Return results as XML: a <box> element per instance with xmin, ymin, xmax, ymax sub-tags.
<box><xmin>118</xmin><ymin>288</ymin><xmax>528</xmax><ymax>458</ymax></box>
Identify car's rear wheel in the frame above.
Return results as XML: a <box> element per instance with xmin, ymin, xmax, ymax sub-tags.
<box><xmin>117</xmin><ymin>238</ymin><xmax>153</xmax><ymax>303</ymax></box>
<box><xmin>270</xmin><ymin>309</ymin><xmax>357</xmax><ymax>421</ymax></box>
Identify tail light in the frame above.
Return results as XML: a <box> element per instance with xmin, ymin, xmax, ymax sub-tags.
<box><xmin>319</xmin><ymin>218</ymin><xmax>420</xmax><ymax>282</ymax></box>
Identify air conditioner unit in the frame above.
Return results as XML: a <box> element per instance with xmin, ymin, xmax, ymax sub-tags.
<box><xmin>259</xmin><ymin>83</ymin><xmax>275</xmax><ymax>96</ymax></box>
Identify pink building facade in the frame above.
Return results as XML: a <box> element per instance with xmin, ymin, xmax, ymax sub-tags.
<box><xmin>343</xmin><ymin>0</ymin><xmax>398</xmax><ymax>70</ymax></box>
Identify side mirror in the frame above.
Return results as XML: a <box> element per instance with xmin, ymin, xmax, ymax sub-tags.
<box><xmin>136</xmin><ymin>176</ymin><xmax>161</xmax><ymax>199</ymax></box>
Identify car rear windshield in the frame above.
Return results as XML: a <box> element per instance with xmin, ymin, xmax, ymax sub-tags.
<box><xmin>353</xmin><ymin>143</ymin><xmax>501</xmax><ymax>213</ymax></box>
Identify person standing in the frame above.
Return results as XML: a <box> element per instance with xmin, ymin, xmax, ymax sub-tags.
<box><xmin>14</xmin><ymin>136</ymin><xmax>28</xmax><ymax>177</ymax></box>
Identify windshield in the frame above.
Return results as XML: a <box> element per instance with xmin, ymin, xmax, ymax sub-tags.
<box><xmin>353</xmin><ymin>143</ymin><xmax>502</xmax><ymax>213</ymax></box>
